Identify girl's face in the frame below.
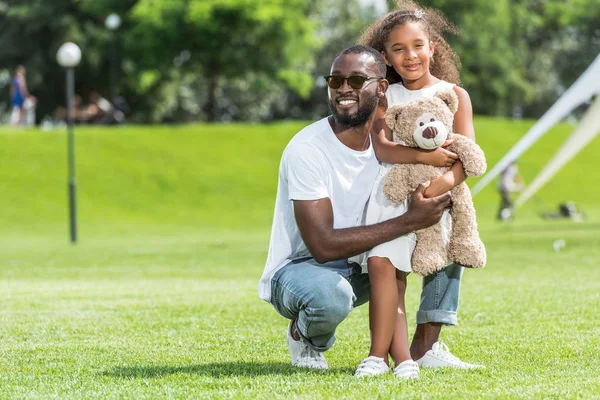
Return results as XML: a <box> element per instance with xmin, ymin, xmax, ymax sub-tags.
<box><xmin>382</xmin><ymin>21</ymin><xmax>435</xmax><ymax>86</ymax></box>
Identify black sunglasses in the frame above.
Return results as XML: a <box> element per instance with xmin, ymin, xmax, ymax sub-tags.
<box><xmin>323</xmin><ymin>75</ymin><xmax>383</xmax><ymax>90</ymax></box>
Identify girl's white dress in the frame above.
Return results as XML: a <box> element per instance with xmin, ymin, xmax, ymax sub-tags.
<box><xmin>353</xmin><ymin>80</ymin><xmax>455</xmax><ymax>273</ymax></box>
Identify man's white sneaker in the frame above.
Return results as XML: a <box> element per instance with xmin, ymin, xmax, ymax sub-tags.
<box><xmin>354</xmin><ymin>356</ymin><xmax>390</xmax><ymax>377</ymax></box>
<box><xmin>393</xmin><ymin>359</ymin><xmax>419</xmax><ymax>379</ymax></box>
<box><xmin>286</xmin><ymin>321</ymin><xmax>328</xmax><ymax>370</ymax></box>
<box><xmin>416</xmin><ymin>341</ymin><xmax>484</xmax><ymax>369</ymax></box>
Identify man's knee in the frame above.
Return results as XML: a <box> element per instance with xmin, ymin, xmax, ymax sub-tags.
<box><xmin>307</xmin><ymin>278</ymin><xmax>355</xmax><ymax>326</ymax></box>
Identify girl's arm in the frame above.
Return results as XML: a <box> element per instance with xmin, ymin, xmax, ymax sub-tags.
<box><xmin>423</xmin><ymin>86</ymin><xmax>475</xmax><ymax>198</ymax></box>
<box><xmin>371</xmin><ymin>97</ymin><xmax>459</xmax><ymax>167</ymax></box>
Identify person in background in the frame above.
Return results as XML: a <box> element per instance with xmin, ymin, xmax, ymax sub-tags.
<box><xmin>10</xmin><ymin>65</ymin><xmax>36</xmax><ymax>126</ymax></box>
<box><xmin>53</xmin><ymin>95</ymin><xmax>83</xmax><ymax>122</ymax></box>
<box><xmin>78</xmin><ymin>91</ymin><xmax>112</xmax><ymax>123</ymax></box>
<box><xmin>497</xmin><ymin>160</ymin><xmax>524</xmax><ymax>221</ymax></box>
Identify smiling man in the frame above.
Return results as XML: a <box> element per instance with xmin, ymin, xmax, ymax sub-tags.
<box><xmin>258</xmin><ymin>45</ymin><xmax>453</xmax><ymax>370</ymax></box>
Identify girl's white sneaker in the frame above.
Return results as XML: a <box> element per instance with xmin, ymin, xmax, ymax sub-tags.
<box><xmin>393</xmin><ymin>359</ymin><xmax>419</xmax><ymax>379</ymax></box>
<box><xmin>354</xmin><ymin>356</ymin><xmax>390</xmax><ymax>377</ymax></box>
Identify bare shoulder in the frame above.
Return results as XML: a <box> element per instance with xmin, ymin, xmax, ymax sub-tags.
<box><xmin>452</xmin><ymin>86</ymin><xmax>473</xmax><ymax>116</ymax></box>
<box><xmin>451</xmin><ymin>85</ymin><xmax>475</xmax><ymax>140</ymax></box>
<box><xmin>452</xmin><ymin>86</ymin><xmax>472</xmax><ymax>105</ymax></box>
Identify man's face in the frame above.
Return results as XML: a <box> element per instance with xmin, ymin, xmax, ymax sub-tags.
<box><xmin>327</xmin><ymin>53</ymin><xmax>382</xmax><ymax>128</ymax></box>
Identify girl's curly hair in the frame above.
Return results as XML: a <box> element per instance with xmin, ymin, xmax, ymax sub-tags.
<box><xmin>359</xmin><ymin>0</ymin><xmax>461</xmax><ymax>85</ymax></box>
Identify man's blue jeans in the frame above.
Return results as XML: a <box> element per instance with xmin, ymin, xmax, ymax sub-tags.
<box><xmin>270</xmin><ymin>258</ymin><xmax>463</xmax><ymax>351</ymax></box>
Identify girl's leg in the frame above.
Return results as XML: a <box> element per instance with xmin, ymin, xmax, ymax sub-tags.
<box><xmin>367</xmin><ymin>256</ymin><xmax>398</xmax><ymax>362</ymax></box>
<box><xmin>388</xmin><ymin>271</ymin><xmax>412</xmax><ymax>365</ymax></box>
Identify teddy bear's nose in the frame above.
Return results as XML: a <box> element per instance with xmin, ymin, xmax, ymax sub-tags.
<box><xmin>422</xmin><ymin>126</ymin><xmax>437</xmax><ymax>139</ymax></box>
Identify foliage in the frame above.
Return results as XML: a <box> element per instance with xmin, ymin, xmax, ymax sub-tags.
<box><xmin>445</xmin><ymin>0</ymin><xmax>532</xmax><ymax>116</ymax></box>
<box><xmin>0</xmin><ymin>0</ymin><xmax>136</xmax><ymax>120</ymax></box>
<box><xmin>552</xmin><ymin>0</ymin><xmax>600</xmax><ymax>90</ymax></box>
<box><xmin>274</xmin><ymin>0</ymin><xmax>381</xmax><ymax>121</ymax></box>
<box><xmin>422</xmin><ymin>0</ymin><xmax>599</xmax><ymax>117</ymax></box>
<box><xmin>0</xmin><ymin>0</ymin><xmax>320</xmax><ymax>122</ymax></box>
<box><xmin>0</xmin><ymin>0</ymin><xmax>599</xmax><ymax>122</ymax></box>
<box><xmin>128</xmin><ymin>0</ymin><xmax>319</xmax><ymax>121</ymax></box>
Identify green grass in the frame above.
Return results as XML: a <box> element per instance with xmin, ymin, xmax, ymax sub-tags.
<box><xmin>0</xmin><ymin>120</ymin><xmax>599</xmax><ymax>398</ymax></box>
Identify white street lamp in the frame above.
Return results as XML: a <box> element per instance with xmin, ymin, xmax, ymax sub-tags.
<box><xmin>104</xmin><ymin>13</ymin><xmax>121</xmax><ymax>31</ymax></box>
<box><xmin>104</xmin><ymin>13</ymin><xmax>121</xmax><ymax>99</ymax></box>
<box><xmin>57</xmin><ymin>42</ymin><xmax>82</xmax><ymax>68</ymax></box>
<box><xmin>56</xmin><ymin>42</ymin><xmax>82</xmax><ymax>244</ymax></box>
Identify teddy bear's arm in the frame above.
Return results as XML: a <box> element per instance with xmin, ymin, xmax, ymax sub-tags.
<box><xmin>383</xmin><ymin>164</ymin><xmax>414</xmax><ymax>203</ymax></box>
<box><xmin>446</xmin><ymin>133</ymin><xmax>487</xmax><ymax>177</ymax></box>
<box><xmin>383</xmin><ymin>164</ymin><xmax>444</xmax><ymax>203</ymax></box>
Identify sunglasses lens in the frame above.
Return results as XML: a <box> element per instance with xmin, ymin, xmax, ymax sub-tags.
<box><xmin>325</xmin><ymin>76</ymin><xmax>375</xmax><ymax>89</ymax></box>
<box><xmin>348</xmin><ymin>76</ymin><xmax>367</xmax><ymax>89</ymax></box>
<box><xmin>326</xmin><ymin>76</ymin><xmax>343</xmax><ymax>89</ymax></box>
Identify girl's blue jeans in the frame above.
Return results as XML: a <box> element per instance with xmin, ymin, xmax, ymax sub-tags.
<box><xmin>270</xmin><ymin>258</ymin><xmax>463</xmax><ymax>351</ymax></box>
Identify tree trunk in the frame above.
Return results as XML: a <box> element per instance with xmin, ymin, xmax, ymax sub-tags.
<box><xmin>206</xmin><ymin>73</ymin><xmax>218</xmax><ymax>122</ymax></box>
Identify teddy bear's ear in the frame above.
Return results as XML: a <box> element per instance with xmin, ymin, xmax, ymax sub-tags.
<box><xmin>435</xmin><ymin>90</ymin><xmax>459</xmax><ymax>114</ymax></box>
<box><xmin>385</xmin><ymin>105</ymin><xmax>405</xmax><ymax>130</ymax></box>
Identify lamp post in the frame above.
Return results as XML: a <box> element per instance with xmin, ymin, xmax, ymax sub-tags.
<box><xmin>105</xmin><ymin>13</ymin><xmax>121</xmax><ymax>100</ymax></box>
<box><xmin>56</xmin><ymin>42</ymin><xmax>82</xmax><ymax>244</ymax></box>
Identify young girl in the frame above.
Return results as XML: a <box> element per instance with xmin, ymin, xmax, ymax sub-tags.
<box><xmin>354</xmin><ymin>1</ymin><xmax>477</xmax><ymax>378</ymax></box>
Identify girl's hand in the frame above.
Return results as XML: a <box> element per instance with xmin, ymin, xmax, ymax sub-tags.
<box><xmin>423</xmin><ymin>173</ymin><xmax>455</xmax><ymax>198</ymax></box>
<box><xmin>418</xmin><ymin>140</ymin><xmax>459</xmax><ymax>167</ymax></box>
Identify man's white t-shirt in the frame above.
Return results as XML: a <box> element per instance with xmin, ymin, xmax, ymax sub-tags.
<box><xmin>258</xmin><ymin>117</ymin><xmax>380</xmax><ymax>302</ymax></box>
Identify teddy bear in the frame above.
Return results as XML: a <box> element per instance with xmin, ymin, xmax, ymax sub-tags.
<box><xmin>383</xmin><ymin>89</ymin><xmax>487</xmax><ymax>276</ymax></box>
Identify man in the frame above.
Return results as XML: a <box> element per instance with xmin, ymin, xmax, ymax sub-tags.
<box><xmin>259</xmin><ymin>45</ymin><xmax>464</xmax><ymax>370</ymax></box>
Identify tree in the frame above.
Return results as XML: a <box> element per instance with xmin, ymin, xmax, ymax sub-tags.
<box><xmin>130</xmin><ymin>0</ymin><xmax>320</xmax><ymax>121</ymax></box>
<box><xmin>407</xmin><ymin>0</ymin><xmax>598</xmax><ymax>118</ymax></box>
<box><xmin>274</xmin><ymin>0</ymin><xmax>382</xmax><ymax>120</ymax></box>
<box><xmin>1</xmin><ymin>0</ymin><xmax>598</xmax><ymax>122</ymax></box>
<box><xmin>552</xmin><ymin>0</ymin><xmax>600</xmax><ymax>90</ymax></box>
<box><xmin>0</xmin><ymin>0</ymin><xmax>137</xmax><ymax>121</ymax></box>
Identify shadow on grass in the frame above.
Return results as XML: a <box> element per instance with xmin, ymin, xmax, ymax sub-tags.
<box><xmin>103</xmin><ymin>361</ymin><xmax>333</xmax><ymax>378</ymax></box>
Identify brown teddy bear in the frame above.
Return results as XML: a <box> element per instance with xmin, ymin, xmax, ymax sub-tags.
<box><xmin>383</xmin><ymin>89</ymin><xmax>487</xmax><ymax>275</ymax></box>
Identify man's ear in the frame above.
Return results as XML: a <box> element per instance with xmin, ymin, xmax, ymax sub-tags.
<box><xmin>385</xmin><ymin>104</ymin><xmax>405</xmax><ymax>130</ymax></box>
<box><xmin>378</xmin><ymin>79</ymin><xmax>389</xmax><ymax>97</ymax></box>
<box><xmin>435</xmin><ymin>90</ymin><xmax>459</xmax><ymax>114</ymax></box>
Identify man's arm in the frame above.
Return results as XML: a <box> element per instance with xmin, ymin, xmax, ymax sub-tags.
<box><xmin>294</xmin><ymin>182</ymin><xmax>452</xmax><ymax>263</ymax></box>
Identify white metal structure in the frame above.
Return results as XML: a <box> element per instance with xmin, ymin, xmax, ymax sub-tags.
<box><xmin>471</xmin><ymin>53</ymin><xmax>600</xmax><ymax>203</ymax></box>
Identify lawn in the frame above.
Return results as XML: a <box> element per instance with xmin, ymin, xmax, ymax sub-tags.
<box><xmin>0</xmin><ymin>120</ymin><xmax>598</xmax><ymax>398</ymax></box>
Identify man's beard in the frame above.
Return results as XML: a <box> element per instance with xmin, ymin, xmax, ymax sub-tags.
<box><xmin>328</xmin><ymin>94</ymin><xmax>378</xmax><ymax>128</ymax></box>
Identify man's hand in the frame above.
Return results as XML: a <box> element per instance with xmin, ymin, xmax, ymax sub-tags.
<box><xmin>405</xmin><ymin>181</ymin><xmax>452</xmax><ymax>230</ymax></box>
<box><xmin>418</xmin><ymin>140</ymin><xmax>458</xmax><ymax>168</ymax></box>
